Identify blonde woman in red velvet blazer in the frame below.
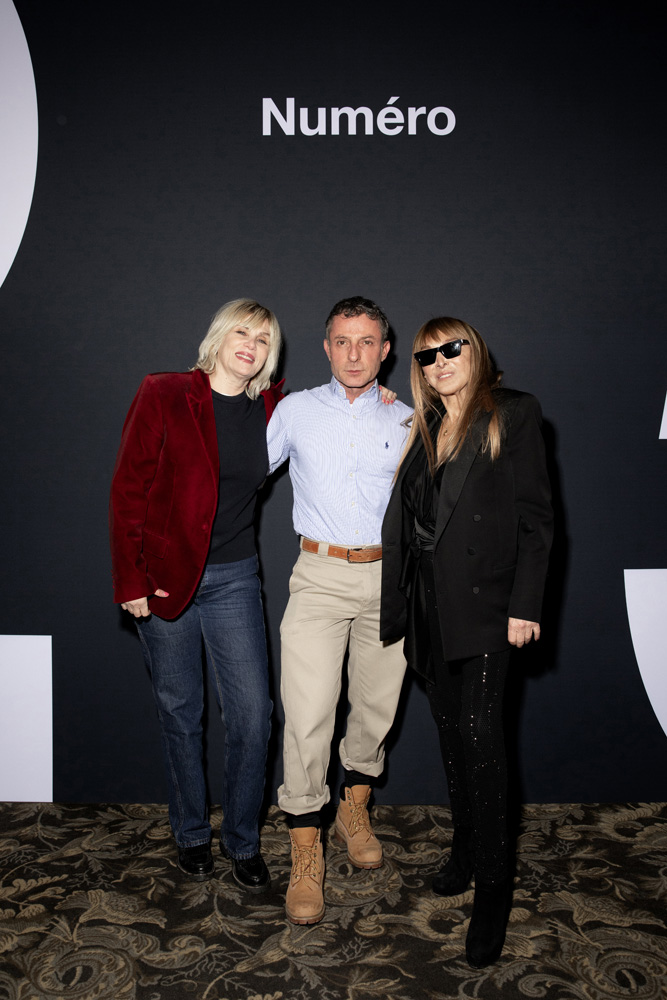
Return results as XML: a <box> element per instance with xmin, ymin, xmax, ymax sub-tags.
<box><xmin>110</xmin><ymin>298</ymin><xmax>283</xmax><ymax>893</ymax></box>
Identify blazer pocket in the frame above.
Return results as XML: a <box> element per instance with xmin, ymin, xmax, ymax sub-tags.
<box><xmin>492</xmin><ymin>563</ymin><xmax>516</xmax><ymax>576</ymax></box>
<box><xmin>143</xmin><ymin>529</ymin><xmax>168</xmax><ymax>559</ymax></box>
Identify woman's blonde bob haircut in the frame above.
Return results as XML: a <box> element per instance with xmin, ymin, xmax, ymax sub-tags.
<box><xmin>403</xmin><ymin>316</ymin><xmax>503</xmax><ymax>474</ymax></box>
<box><xmin>194</xmin><ymin>298</ymin><xmax>282</xmax><ymax>399</ymax></box>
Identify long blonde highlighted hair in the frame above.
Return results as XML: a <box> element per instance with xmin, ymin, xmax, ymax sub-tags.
<box><xmin>402</xmin><ymin>317</ymin><xmax>503</xmax><ymax>475</ymax></box>
<box><xmin>194</xmin><ymin>298</ymin><xmax>282</xmax><ymax>399</ymax></box>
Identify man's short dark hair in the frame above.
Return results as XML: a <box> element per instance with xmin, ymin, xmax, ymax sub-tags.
<box><xmin>325</xmin><ymin>296</ymin><xmax>389</xmax><ymax>342</ymax></box>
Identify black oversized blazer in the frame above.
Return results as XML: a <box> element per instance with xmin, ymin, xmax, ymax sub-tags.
<box><xmin>380</xmin><ymin>388</ymin><xmax>553</xmax><ymax>677</ymax></box>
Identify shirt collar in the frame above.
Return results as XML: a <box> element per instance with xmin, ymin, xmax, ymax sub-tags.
<box><xmin>328</xmin><ymin>376</ymin><xmax>380</xmax><ymax>404</ymax></box>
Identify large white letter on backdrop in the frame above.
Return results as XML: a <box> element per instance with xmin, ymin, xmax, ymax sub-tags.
<box><xmin>624</xmin><ymin>389</ymin><xmax>667</xmax><ymax>740</ymax></box>
<box><xmin>0</xmin><ymin>635</ymin><xmax>53</xmax><ymax>801</ymax></box>
<box><xmin>0</xmin><ymin>0</ymin><xmax>38</xmax><ymax>290</ymax></box>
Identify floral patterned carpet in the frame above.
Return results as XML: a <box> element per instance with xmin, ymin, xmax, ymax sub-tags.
<box><xmin>1</xmin><ymin>801</ymin><xmax>666</xmax><ymax>1000</ymax></box>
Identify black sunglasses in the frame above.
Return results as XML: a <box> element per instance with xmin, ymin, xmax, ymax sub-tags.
<box><xmin>413</xmin><ymin>338</ymin><xmax>470</xmax><ymax>367</ymax></box>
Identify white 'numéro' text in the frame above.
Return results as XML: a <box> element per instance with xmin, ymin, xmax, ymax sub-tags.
<box><xmin>262</xmin><ymin>97</ymin><xmax>456</xmax><ymax>137</ymax></box>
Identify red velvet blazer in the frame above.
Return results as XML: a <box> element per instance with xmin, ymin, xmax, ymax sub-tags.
<box><xmin>110</xmin><ymin>369</ymin><xmax>284</xmax><ymax>619</ymax></box>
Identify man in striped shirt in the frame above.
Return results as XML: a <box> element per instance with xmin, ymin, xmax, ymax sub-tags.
<box><xmin>267</xmin><ymin>296</ymin><xmax>411</xmax><ymax>924</ymax></box>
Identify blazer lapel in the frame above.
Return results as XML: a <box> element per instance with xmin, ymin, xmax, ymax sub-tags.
<box><xmin>186</xmin><ymin>370</ymin><xmax>219</xmax><ymax>488</ymax></box>
<box><xmin>434</xmin><ymin>411</ymin><xmax>490</xmax><ymax>549</ymax></box>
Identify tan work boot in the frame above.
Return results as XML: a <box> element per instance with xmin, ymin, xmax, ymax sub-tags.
<box><xmin>285</xmin><ymin>827</ymin><xmax>325</xmax><ymax>925</ymax></box>
<box><xmin>334</xmin><ymin>785</ymin><xmax>383</xmax><ymax>869</ymax></box>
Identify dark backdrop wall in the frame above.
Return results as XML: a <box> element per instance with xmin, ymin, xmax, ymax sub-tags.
<box><xmin>2</xmin><ymin>0</ymin><xmax>665</xmax><ymax>805</ymax></box>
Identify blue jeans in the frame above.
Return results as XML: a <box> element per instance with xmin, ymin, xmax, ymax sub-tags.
<box><xmin>136</xmin><ymin>556</ymin><xmax>272</xmax><ymax>858</ymax></box>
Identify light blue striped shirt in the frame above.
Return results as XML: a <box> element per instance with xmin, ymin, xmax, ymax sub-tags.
<box><xmin>267</xmin><ymin>377</ymin><xmax>412</xmax><ymax>546</ymax></box>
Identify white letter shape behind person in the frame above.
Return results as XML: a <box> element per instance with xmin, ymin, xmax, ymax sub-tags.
<box><xmin>0</xmin><ymin>0</ymin><xmax>38</xmax><ymax>289</ymax></box>
<box><xmin>624</xmin><ymin>388</ymin><xmax>667</xmax><ymax>739</ymax></box>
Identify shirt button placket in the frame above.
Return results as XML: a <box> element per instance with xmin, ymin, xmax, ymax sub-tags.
<box><xmin>348</xmin><ymin>406</ymin><xmax>360</xmax><ymax>542</ymax></box>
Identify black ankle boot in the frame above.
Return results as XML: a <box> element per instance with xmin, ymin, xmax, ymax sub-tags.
<box><xmin>432</xmin><ymin>827</ymin><xmax>474</xmax><ymax>896</ymax></box>
<box><xmin>465</xmin><ymin>878</ymin><xmax>512</xmax><ymax>968</ymax></box>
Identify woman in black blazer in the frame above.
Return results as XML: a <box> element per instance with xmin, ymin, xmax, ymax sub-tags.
<box><xmin>381</xmin><ymin>317</ymin><xmax>553</xmax><ymax>969</ymax></box>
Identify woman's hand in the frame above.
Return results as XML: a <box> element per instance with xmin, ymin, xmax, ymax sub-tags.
<box><xmin>379</xmin><ymin>385</ymin><xmax>397</xmax><ymax>404</ymax></box>
<box><xmin>121</xmin><ymin>589</ymin><xmax>169</xmax><ymax>618</ymax></box>
<box><xmin>508</xmin><ymin>618</ymin><xmax>540</xmax><ymax>647</ymax></box>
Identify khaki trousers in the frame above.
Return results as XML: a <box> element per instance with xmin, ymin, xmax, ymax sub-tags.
<box><xmin>277</xmin><ymin>547</ymin><xmax>407</xmax><ymax>815</ymax></box>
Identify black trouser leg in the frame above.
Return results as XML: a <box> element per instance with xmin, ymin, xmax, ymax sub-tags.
<box><xmin>420</xmin><ymin>555</ymin><xmax>473</xmax><ymax>833</ymax></box>
<box><xmin>428</xmin><ymin>645</ymin><xmax>513</xmax><ymax>965</ymax></box>
<box><xmin>427</xmin><ymin>650</ymin><xmax>510</xmax><ymax>884</ymax></box>
<box><xmin>419</xmin><ymin>550</ymin><xmax>510</xmax><ymax>883</ymax></box>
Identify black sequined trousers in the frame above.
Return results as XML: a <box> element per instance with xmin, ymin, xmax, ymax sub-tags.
<box><xmin>420</xmin><ymin>553</ymin><xmax>510</xmax><ymax>885</ymax></box>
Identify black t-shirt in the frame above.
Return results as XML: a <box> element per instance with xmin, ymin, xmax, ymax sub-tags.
<box><xmin>207</xmin><ymin>388</ymin><xmax>268</xmax><ymax>564</ymax></box>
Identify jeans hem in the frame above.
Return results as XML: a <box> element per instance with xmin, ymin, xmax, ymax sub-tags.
<box><xmin>176</xmin><ymin>837</ymin><xmax>211</xmax><ymax>849</ymax></box>
<box><xmin>220</xmin><ymin>839</ymin><xmax>261</xmax><ymax>860</ymax></box>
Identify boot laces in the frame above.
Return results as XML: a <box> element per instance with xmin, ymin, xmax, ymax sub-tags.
<box><xmin>347</xmin><ymin>793</ymin><xmax>371</xmax><ymax>835</ymax></box>
<box><xmin>291</xmin><ymin>838</ymin><xmax>320</xmax><ymax>880</ymax></box>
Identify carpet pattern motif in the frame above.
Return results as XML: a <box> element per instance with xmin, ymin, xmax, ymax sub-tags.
<box><xmin>1</xmin><ymin>802</ymin><xmax>666</xmax><ymax>999</ymax></box>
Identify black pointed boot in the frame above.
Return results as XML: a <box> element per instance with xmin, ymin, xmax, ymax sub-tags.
<box><xmin>432</xmin><ymin>826</ymin><xmax>474</xmax><ymax>896</ymax></box>
<box><xmin>465</xmin><ymin>878</ymin><xmax>512</xmax><ymax>968</ymax></box>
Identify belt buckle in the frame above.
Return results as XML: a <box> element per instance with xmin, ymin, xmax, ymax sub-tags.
<box><xmin>347</xmin><ymin>547</ymin><xmax>361</xmax><ymax>563</ymax></box>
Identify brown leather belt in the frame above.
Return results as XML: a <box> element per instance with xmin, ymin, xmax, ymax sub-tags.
<box><xmin>301</xmin><ymin>537</ymin><xmax>383</xmax><ymax>563</ymax></box>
